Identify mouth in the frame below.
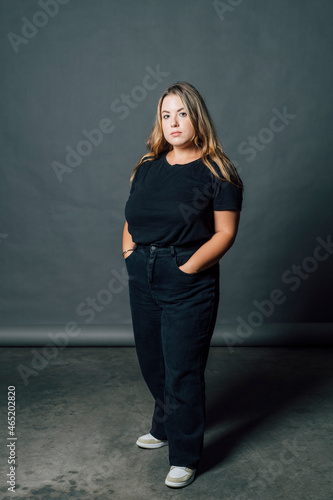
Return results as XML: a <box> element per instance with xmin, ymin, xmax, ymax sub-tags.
<box><xmin>171</xmin><ymin>132</ymin><xmax>182</xmax><ymax>136</ymax></box>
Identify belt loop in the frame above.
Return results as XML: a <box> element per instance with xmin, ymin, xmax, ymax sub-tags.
<box><xmin>170</xmin><ymin>245</ymin><xmax>175</xmax><ymax>257</ymax></box>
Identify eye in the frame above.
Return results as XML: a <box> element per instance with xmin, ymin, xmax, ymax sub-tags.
<box><xmin>180</xmin><ymin>112</ymin><xmax>187</xmax><ymax>117</ymax></box>
<box><xmin>162</xmin><ymin>114</ymin><xmax>169</xmax><ymax>119</ymax></box>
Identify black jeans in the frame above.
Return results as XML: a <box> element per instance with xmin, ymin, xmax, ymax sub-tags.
<box><xmin>125</xmin><ymin>241</ymin><xmax>220</xmax><ymax>469</ymax></box>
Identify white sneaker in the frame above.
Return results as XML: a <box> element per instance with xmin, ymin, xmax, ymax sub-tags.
<box><xmin>165</xmin><ymin>466</ymin><xmax>196</xmax><ymax>488</ymax></box>
<box><xmin>136</xmin><ymin>433</ymin><xmax>168</xmax><ymax>449</ymax></box>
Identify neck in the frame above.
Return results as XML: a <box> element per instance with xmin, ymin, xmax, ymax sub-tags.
<box><xmin>168</xmin><ymin>144</ymin><xmax>202</xmax><ymax>163</ymax></box>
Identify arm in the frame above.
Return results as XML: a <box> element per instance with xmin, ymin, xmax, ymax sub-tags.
<box><xmin>122</xmin><ymin>220</ymin><xmax>136</xmax><ymax>259</ymax></box>
<box><xmin>179</xmin><ymin>210</ymin><xmax>241</xmax><ymax>274</ymax></box>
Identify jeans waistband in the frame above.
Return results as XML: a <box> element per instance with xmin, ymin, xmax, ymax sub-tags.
<box><xmin>135</xmin><ymin>242</ymin><xmax>204</xmax><ymax>253</ymax></box>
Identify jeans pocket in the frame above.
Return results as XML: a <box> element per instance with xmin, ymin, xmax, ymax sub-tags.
<box><xmin>124</xmin><ymin>243</ymin><xmax>138</xmax><ymax>263</ymax></box>
<box><xmin>173</xmin><ymin>249</ymin><xmax>220</xmax><ymax>278</ymax></box>
<box><xmin>173</xmin><ymin>250</ymin><xmax>199</xmax><ymax>277</ymax></box>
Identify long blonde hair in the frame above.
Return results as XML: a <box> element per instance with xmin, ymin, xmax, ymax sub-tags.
<box><xmin>129</xmin><ymin>81</ymin><xmax>243</xmax><ymax>190</ymax></box>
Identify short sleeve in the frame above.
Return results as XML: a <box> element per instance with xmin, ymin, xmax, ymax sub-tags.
<box><xmin>212</xmin><ymin>173</ymin><xmax>243</xmax><ymax>211</ymax></box>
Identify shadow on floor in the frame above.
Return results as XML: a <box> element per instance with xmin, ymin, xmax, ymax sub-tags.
<box><xmin>198</xmin><ymin>347</ymin><xmax>333</xmax><ymax>477</ymax></box>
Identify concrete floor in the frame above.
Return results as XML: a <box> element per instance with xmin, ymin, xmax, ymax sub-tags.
<box><xmin>0</xmin><ymin>346</ymin><xmax>332</xmax><ymax>500</ymax></box>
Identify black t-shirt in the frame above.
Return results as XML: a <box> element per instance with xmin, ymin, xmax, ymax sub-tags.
<box><xmin>124</xmin><ymin>151</ymin><xmax>243</xmax><ymax>246</ymax></box>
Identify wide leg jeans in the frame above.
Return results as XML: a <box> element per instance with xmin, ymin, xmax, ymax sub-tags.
<box><xmin>125</xmin><ymin>241</ymin><xmax>220</xmax><ymax>469</ymax></box>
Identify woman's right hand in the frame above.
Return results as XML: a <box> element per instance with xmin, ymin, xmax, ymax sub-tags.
<box><xmin>123</xmin><ymin>221</ymin><xmax>136</xmax><ymax>259</ymax></box>
<box><xmin>124</xmin><ymin>249</ymin><xmax>134</xmax><ymax>259</ymax></box>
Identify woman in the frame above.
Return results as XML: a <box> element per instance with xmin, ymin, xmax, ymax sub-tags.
<box><xmin>123</xmin><ymin>81</ymin><xmax>243</xmax><ymax>488</ymax></box>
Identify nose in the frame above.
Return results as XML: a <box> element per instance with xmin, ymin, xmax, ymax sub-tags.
<box><xmin>170</xmin><ymin>114</ymin><xmax>179</xmax><ymax>127</ymax></box>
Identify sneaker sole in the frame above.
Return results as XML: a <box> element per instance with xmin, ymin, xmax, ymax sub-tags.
<box><xmin>136</xmin><ymin>439</ymin><xmax>168</xmax><ymax>449</ymax></box>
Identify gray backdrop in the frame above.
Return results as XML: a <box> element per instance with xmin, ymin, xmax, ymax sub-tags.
<box><xmin>0</xmin><ymin>0</ymin><xmax>332</xmax><ymax>345</ymax></box>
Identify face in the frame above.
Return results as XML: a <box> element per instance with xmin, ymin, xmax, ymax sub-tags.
<box><xmin>161</xmin><ymin>93</ymin><xmax>196</xmax><ymax>148</ymax></box>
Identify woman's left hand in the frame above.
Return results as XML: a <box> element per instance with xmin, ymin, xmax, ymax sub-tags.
<box><xmin>178</xmin><ymin>263</ymin><xmax>198</xmax><ymax>274</ymax></box>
